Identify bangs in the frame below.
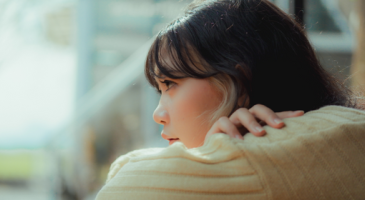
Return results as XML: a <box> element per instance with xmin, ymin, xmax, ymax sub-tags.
<box><xmin>145</xmin><ymin>24</ymin><xmax>218</xmax><ymax>92</ymax></box>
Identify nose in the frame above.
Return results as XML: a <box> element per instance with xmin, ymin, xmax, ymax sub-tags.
<box><xmin>153</xmin><ymin>103</ymin><xmax>169</xmax><ymax>125</ymax></box>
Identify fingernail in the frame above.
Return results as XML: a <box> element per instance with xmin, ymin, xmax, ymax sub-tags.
<box><xmin>255</xmin><ymin>126</ymin><xmax>264</xmax><ymax>133</ymax></box>
<box><xmin>294</xmin><ymin>110</ymin><xmax>304</xmax><ymax>114</ymax></box>
<box><xmin>235</xmin><ymin>135</ymin><xmax>242</xmax><ymax>139</ymax></box>
<box><xmin>274</xmin><ymin>118</ymin><xmax>283</xmax><ymax>124</ymax></box>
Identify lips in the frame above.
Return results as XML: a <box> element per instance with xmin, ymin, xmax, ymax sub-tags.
<box><xmin>168</xmin><ymin>138</ymin><xmax>179</xmax><ymax>145</ymax></box>
<box><xmin>161</xmin><ymin>132</ymin><xmax>179</xmax><ymax>145</ymax></box>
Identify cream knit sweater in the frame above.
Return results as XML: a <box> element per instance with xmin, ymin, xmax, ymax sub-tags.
<box><xmin>95</xmin><ymin>105</ymin><xmax>365</xmax><ymax>200</ymax></box>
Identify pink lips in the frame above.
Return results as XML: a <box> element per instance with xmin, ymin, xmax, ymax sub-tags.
<box><xmin>168</xmin><ymin>138</ymin><xmax>179</xmax><ymax>145</ymax></box>
<box><xmin>161</xmin><ymin>132</ymin><xmax>179</xmax><ymax>145</ymax></box>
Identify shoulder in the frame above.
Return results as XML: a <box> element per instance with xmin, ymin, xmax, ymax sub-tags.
<box><xmin>238</xmin><ymin>105</ymin><xmax>365</xmax><ymax>199</ymax></box>
<box><xmin>105</xmin><ymin>134</ymin><xmax>244</xmax><ymax>183</ymax></box>
<box><xmin>106</xmin><ymin>148</ymin><xmax>165</xmax><ymax>182</ymax></box>
<box><xmin>97</xmin><ymin>134</ymin><xmax>265</xmax><ymax>200</ymax></box>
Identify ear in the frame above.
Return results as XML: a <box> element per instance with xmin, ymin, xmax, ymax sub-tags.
<box><xmin>235</xmin><ymin>64</ymin><xmax>250</xmax><ymax>108</ymax></box>
<box><xmin>238</xmin><ymin>94</ymin><xmax>250</xmax><ymax>108</ymax></box>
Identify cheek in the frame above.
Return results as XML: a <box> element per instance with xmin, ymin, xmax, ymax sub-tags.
<box><xmin>174</xmin><ymin>83</ymin><xmax>218</xmax><ymax>122</ymax></box>
<box><xmin>171</xmin><ymin>80</ymin><xmax>222</xmax><ymax>147</ymax></box>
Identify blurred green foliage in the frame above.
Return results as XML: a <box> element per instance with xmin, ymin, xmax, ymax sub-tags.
<box><xmin>0</xmin><ymin>152</ymin><xmax>34</xmax><ymax>180</ymax></box>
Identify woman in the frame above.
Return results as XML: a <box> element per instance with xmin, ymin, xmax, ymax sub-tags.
<box><xmin>96</xmin><ymin>0</ymin><xmax>365</xmax><ymax>199</ymax></box>
<box><xmin>144</xmin><ymin>0</ymin><xmax>362</xmax><ymax>148</ymax></box>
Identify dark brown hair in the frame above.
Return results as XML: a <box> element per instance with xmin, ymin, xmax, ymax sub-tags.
<box><xmin>145</xmin><ymin>0</ymin><xmax>362</xmax><ymax>118</ymax></box>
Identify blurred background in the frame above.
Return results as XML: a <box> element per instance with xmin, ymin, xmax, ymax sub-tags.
<box><xmin>0</xmin><ymin>0</ymin><xmax>364</xmax><ymax>199</ymax></box>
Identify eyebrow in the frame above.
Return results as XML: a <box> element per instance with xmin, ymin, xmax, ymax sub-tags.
<box><xmin>154</xmin><ymin>68</ymin><xmax>166</xmax><ymax>80</ymax></box>
<box><xmin>157</xmin><ymin>73</ymin><xmax>166</xmax><ymax>78</ymax></box>
<box><xmin>153</xmin><ymin>74</ymin><xmax>164</xmax><ymax>90</ymax></box>
<box><xmin>154</xmin><ymin>73</ymin><xmax>165</xmax><ymax>80</ymax></box>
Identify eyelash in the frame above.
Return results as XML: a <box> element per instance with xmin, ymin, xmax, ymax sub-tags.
<box><xmin>158</xmin><ymin>80</ymin><xmax>175</xmax><ymax>94</ymax></box>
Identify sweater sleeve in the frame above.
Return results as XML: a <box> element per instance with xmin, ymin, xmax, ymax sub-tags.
<box><xmin>96</xmin><ymin>106</ymin><xmax>365</xmax><ymax>200</ymax></box>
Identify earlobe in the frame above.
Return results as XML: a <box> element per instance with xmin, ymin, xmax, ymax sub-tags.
<box><xmin>235</xmin><ymin>64</ymin><xmax>250</xmax><ymax>108</ymax></box>
<box><xmin>238</xmin><ymin>95</ymin><xmax>250</xmax><ymax>108</ymax></box>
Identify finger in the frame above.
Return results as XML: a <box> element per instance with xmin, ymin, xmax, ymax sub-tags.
<box><xmin>249</xmin><ymin>104</ymin><xmax>285</xmax><ymax>129</ymax></box>
<box><xmin>276</xmin><ymin>110</ymin><xmax>304</xmax><ymax>119</ymax></box>
<box><xmin>257</xmin><ymin>110</ymin><xmax>304</xmax><ymax>127</ymax></box>
<box><xmin>229</xmin><ymin>108</ymin><xmax>266</xmax><ymax>137</ymax></box>
<box><xmin>207</xmin><ymin>116</ymin><xmax>242</xmax><ymax>139</ymax></box>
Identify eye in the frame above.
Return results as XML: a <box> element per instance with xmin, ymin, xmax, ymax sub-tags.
<box><xmin>159</xmin><ymin>80</ymin><xmax>176</xmax><ymax>92</ymax></box>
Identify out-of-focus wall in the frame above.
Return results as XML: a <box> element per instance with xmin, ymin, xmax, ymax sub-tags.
<box><xmin>61</xmin><ymin>0</ymin><xmax>194</xmax><ymax>199</ymax></box>
<box><xmin>0</xmin><ymin>0</ymin><xmax>77</xmax><ymax>199</ymax></box>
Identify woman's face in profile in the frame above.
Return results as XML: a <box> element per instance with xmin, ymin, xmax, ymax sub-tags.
<box><xmin>153</xmin><ymin>75</ymin><xmax>223</xmax><ymax>148</ymax></box>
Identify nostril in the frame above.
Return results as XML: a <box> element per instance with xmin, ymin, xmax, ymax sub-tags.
<box><xmin>153</xmin><ymin>107</ymin><xmax>169</xmax><ymax>125</ymax></box>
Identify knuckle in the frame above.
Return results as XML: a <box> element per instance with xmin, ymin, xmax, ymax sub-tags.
<box><xmin>218</xmin><ymin>116</ymin><xmax>228</xmax><ymax>123</ymax></box>
<box><xmin>227</xmin><ymin>125</ymin><xmax>237</xmax><ymax>134</ymax></box>
<box><xmin>236</xmin><ymin>108</ymin><xmax>254</xmax><ymax>120</ymax></box>
<box><xmin>252</xmin><ymin>104</ymin><xmax>264</xmax><ymax>109</ymax></box>
<box><xmin>247</xmin><ymin>119</ymin><xmax>258</xmax><ymax>127</ymax></box>
<box><xmin>235</xmin><ymin>108</ymin><xmax>250</xmax><ymax>118</ymax></box>
<box><xmin>237</xmin><ymin>107</ymin><xmax>249</xmax><ymax>113</ymax></box>
<box><xmin>249</xmin><ymin>105</ymin><xmax>258</xmax><ymax>112</ymax></box>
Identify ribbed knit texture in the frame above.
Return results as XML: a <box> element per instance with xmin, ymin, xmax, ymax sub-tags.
<box><xmin>95</xmin><ymin>105</ymin><xmax>365</xmax><ymax>200</ymax></box>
